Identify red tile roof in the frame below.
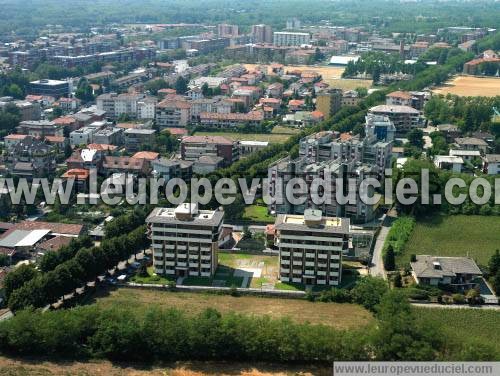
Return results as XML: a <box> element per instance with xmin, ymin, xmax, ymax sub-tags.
<box><xmin>61</xmin><ymin>168</ymin><xmax>90</xmax><ymax>180</ymax></box>
<box><xmin>37</xmin><ymin>236</ymin><xmax>73</xmax><ymax>252</ymax></box>
<box><xmin>132</xmin><ymin>151</ymin><xmax>160</xmax><ymax>160</ymax></box>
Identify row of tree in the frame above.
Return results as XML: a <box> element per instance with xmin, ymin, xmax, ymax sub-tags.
<box><xmin>0</xmin><ymin>276</ymin><xmax>494</xmax><ymax>361</ymax></box>
<box><xmin>7</xmin><ymin>225</ymin><xmax>148</xmax><ymax>311</ymax></box>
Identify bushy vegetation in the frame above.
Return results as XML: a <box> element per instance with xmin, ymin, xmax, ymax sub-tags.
<box><xmin>384</xmin><ymin>217</ymin><xmax>416</xmax><ymax>255</ymax></box>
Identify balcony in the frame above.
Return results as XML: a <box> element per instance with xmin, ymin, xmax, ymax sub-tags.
<box><xmin>177</xmin><ymin>262</ymin><xmax>187</xmax><ymax>267</ymax></box>
<box><xmin>292</xmin><ymin>269</ymin><xmax>302</xmax><ymax>274</ymax></box>
<box><xmin>293</xmin><ymin>252</ymin><xmax>303</xmax><ymax>257</ymax></box>
<box><xmin>201</xmin><ymin>255</ymin><xmax>211</xmax><ymax>261</ymax></box>
<box><xmin>280</xmin><ymin>268</ymin><xmax>290</xmax><ymax>273</ymax></box>
<box><xmin>305</xmin><ymin>252</ymin><xmax>315</xmax><ymax>258</ymax></box>
<box><xmin>317</xmin><ymin>270</ymin><xmax>327</xmax><ymax>276</ymax></box>
<box><xmin>305</xmin><ymin>269</ymin><xmax>315</xmax><ymax>275</ymax></box>
<box><xmin>281</xmin><ymin>259</ymin><xmax>290</xmax><ymax>265</ymax></box>
<box><xmin>293</xmin><ymin>260</ymin><xmax>302</xmax><ymax>266</ymax></box>
<box><xmin>292</xmin><ymin>277</ymin><xmax>302</xmax><ymax>283</ymax></box>
<box><xmin>318</xmin><ymin>254</ymin><xmax>328</xmax><ymax>259</ymax></box>
<box><xmin>189</xmin><ymin>262</ymin><xmax>199</xmax><ymax>268</ymax></box>
<box><xmin>305</xmin><ymin>261</ymin><xmax>315</xmax><ymax>267</ymax></box>
<box><xmin>281</xmin><ymin>251</ymin><xmax>290</xmax><ymax>257</ymax></box>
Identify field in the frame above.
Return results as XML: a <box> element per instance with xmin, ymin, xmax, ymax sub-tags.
<box><xmin>243</xmin><ymin>63</ymin><xmax>372</xmax><ymax>90</ymax></box>
<box><xmin>398</xmin><ymin>215</ymin><xmax>500</xmax><ymax>266</ymax></box>
<box><xmin>0</xmin><ymin>356</ymin><xmax>327</xmax><ymax>375</ymax></box>
<box><xmin>193</xmin><ymin>131</ymin><xmax>293</xmax><ymax>143</ymax></box>
<box><xmin>92</xmin><ymin>288</ymin><xmax>374</xmax><ymax>329</ymax></box>
<box><xmin>242</xmin><ymin>204</ymin><xmax>275</xmax><ymax>223</ymax></box>
<box><xmin>415</xmin><ymin>307</ymin><xmax>500</xmax><ymax>354</ymax></box>
<box><xmin>432</xmin><ymin>75</ymin><xmax>500</xmax><ymax>97</ymax></box>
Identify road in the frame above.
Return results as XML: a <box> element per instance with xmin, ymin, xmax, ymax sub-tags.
<box><xmin>369</xmin><ymin>211</ymin><xmax>398</xmax><ymax>280</ymax></box>
<box><xmin>412</xmin><ymin>302</ymin><xmax>500</xmax><ymax>310</ymax></box>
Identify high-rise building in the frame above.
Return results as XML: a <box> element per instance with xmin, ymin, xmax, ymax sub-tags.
<box><xmin>285</xmin><ymin>18</ymin><xmax>302</xmax><ymax>30</ymax></box>
<box><xmin>275</xmin><ymin>209</ymin><xmax>350</xmax><ymax>286</ymax></box>
<box><xmin>273</xmin><ymin>32</ymin><xmax>310</xmax><ymax>46</ymax></box>
<box><xmin>147</xmin><ymin>203</ymin><xmax>224</xmax><ymax>278</ymax></box>
<box><xmin>251</xmin><ymin>24</ymin><xmax>273</xmax><ymax>44</ymax></box>
<box><xmin>316</xmin><ymin>89</ymin><xmax>343</xmax><ymax>118</ymax></box>
<box><xmin>217</xmin><ymin>24</ymin><xmax>239</xmax><ymax>37</ymax></box>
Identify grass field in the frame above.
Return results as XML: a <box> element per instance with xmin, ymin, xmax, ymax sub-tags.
<box><xmin>194</xmin><ymin>131</ymin><xmax>292</xmax><ymax>143</ymax></box>
<box><xmin>415</xmin><ymin>307</ymin><xmax>500</xmax><ymax>354</ymax></box>
<box><xmin>92</xmin><ymin>288</ymin><xmax>374</xmax><ymax>328</ymax></box>
<box><xmin>242</xmin><ymin>205</ymin><xmax>275</xmax><ymax>223</ymax></box>
<box><xmin>398</xmin><ymin>215</ymin><xmax>500</xmax><ymax>266</ymax></box>
<box><xmin>0</xmin><ymin>357</ymin><xmax>328</xmax><ymax>375</ymax></box>
<box><xmin>432</xmin><ymin>75</ymin><xmax>500</xmax><ymax>97</ymax></box>
<box><xmin>243</xmin><ymin>63</ymin><xmax>373</xmax><ymax>90</ymax></box>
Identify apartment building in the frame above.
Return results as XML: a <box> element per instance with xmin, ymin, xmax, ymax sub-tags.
<box><xmin>147</xmin><ymin>203</ymin><xmax>224</xmax><ymax>278</ymax></box>
<box><xmin>180</xmin><ymin>135</ymin><xmax>239</xmax><ymax>166</ymax></box>
<box><xmin>124</xmin><ymin>128</ymin><xmax>156</xmax><ymax>152</ymax></box>
<box><xmin>0</xmin><ymin>97</ymin><xmax>41</xmax><ymax>121</ymax></box>
<box><xmin>251</xmin><ymin>24</ymin><xmax>273</xmax><ymax>43</ymax></box>
<box><xmin>29</xmin><ymin>79</ymin><xmax>70</xmax><ymax>98</ymax></box>
<box><xmin>198</xmin><ymin>111</ymin><xmax>264</xmax><ymax>128</ymax></box>
<box><xmin>316</xmin><ymin>88</ymin><xmax>343</xmax><ymax>118</ymax></box>
<box><xmin>96</xmin><ymin>93</ymin><xmax>146</xmax><ymax>120</ymax></box>
<box><xmin>368</xmin><ymin>104</ymin><xmax>422</xmax><ymax>133</ymax></box>
<box><xmin>275</xmin><ymin>209</ymin><xmax>350</xmax><ymax>286</ymax></box>
<box><xmin>190</xmin><ymin>98</ymin><xmax>232</xmax><ymax>121</ymax></box>
<box><xmin>155</xmin><ymin>99</ymin><xmax>191</xmax><ymax>128</ymax></box>
<box><xmin>217</xmin><ymin>24</ymin><xmax>239</xmax><ymax>37</ymax></box>
<box><xmin>92</xmin><ymin>127</ymin><xmax>124</xmax><ymax>146</ymax></box>
<box><xmin>70</xmin><ymin>127</ymin><xmax>96</xmax><ymax>146</ymax></box>
<box><xmin>385</xmin><ymin>90</ymin><xmax>428</xmax><ymax>110</ymax></box>
<box><xmin>16</xmin><ymin>120</ymin><xmax>63</xmax><ymax>138</ymax></box>
<box><xmin>482</xmin><ymin>154</ymin><xmax>500</xmax><ymax>175</ymax></box>
<box><xmin>273</xmin><ymin>32</ymin><xmax>311</xmax><ymax>46</ymax></box>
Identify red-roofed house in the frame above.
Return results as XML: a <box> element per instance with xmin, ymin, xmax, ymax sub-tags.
<box><xmin>288</xmin><ymin>99</ymin><xmax>305</xmax><ymax>112</ymax></box>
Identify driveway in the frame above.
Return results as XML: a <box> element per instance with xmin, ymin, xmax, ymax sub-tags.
<box><xmin>369</xmin><ymin>211</ymin><xmax>397</xmax><ymax>279</ymax></box>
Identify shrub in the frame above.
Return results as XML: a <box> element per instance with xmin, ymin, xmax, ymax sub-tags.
<box><xmin>452</xmin><ymin>294</ymin><xmax>466</xmax><ymax>304</ymax></box>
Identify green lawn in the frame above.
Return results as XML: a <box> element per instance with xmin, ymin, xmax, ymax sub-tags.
<box><xmin>242</xmin><ymin>204</ymin><xmax>275</xmax><ymax>223</ymax></box>
<box><xmin>129</xmin><ymin>266</ymin><xmax>174</xmax><ymax>285</ymax></box>
<box><xmin>415</xmin><ymin>307</ymin><xmax>500</xmax><ymax>355</ymax></box>
<box><xmin>398</xmin><ymin>215</ymin><xmax>500</xmax><ymax>266</ymax></box>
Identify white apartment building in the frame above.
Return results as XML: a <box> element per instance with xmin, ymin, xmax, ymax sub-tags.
<box><xmin>96</xmin><ymin>92</ymin><xmax>146</xmax><ymax>119</ymax></box>
<box><xmin>273</xmin><ymin>32</ymin><xmax>310</xmax><ymax>46</ymax></box>
<box><xmin>147</xmin><ymin>203</ymin><xmax>224</xmax><ymax>278</ymax></box>
<box><xmin>137</xmin><ymin>97</ymin><xmax>157</xmax><ymax>119</ymax></box>
<box><xmin>275</xmin><ymin>209</ymin><xmax>350</xmax><ymax>286</ymax></box>
<box><xmin>70</xmin><ymin>127</ymin><xmax>96</xmax><ymax>146</ymax></box>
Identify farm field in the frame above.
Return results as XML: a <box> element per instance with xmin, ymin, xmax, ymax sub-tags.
<box><xmin>243</xmin><ymin>63</ymin><xmax>373</xmax><ymax>89</ymax></box>
<box><xmin>415</xmin><ymin>307</ymin><xmax>500</xmax><ymax>355</ymax></box>
<box><xmin>397</xmin><ymin>215</ymin><xmax>500</xmax><ymax>266</ymax></box>
<box><xmin>194</xmin><ymin>131</ymin><xmax>292</xmax><ymax>143</ymax></box>
<box><xmin>92</xmin><ymin>288</ymin><xmax>374</xmax><ymax>328</ymax></box>
<box><xmin>0</xmin><ymin>356</ymin><xmax>327</xmax><ymax>375</ymax></box>
<box><xmin>432</xmin><ymin>75</ymin><xmax>500</xmax><ymax>97</ymax></box>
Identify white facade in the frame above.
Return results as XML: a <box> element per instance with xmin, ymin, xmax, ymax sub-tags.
<box><xmin>147</xmin><ymin>204</ymin><xmax>224</xmax><ymax>278</ymax></box>
<box><xmin>275</xmin><ymin>210</ymin><xmax>350</xmax><ymax>286</ymax></box>
<box><xmin>273</xmin><ymin>32</ymin><xmax>310</xmax><ymax>46</ymax></box>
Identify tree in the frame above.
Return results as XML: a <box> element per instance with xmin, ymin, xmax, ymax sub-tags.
<box><xmin>488</xmin><ymin>249</ymin><xmax>500</xmax><ymax>276</ymax></box>
<box><xmin>383</xmin><ymin>245</ymin><xmax>396</xmax><ymax>271</ymax></box>
<box><xmin>175</xmin><ymin>76</ymin><xmax>188</xmax><ymax>94</ymax></box>
<box><xmin>493</xmin><ymin>271</ymin><xmax>500</xmax><ymax>295</ymax></box>
<box><xmin>407</xmin><ymin>128</ymin><xmax>424</xmax><ymax>149</ymax></box>
<box><xmin>351</xmin><ymin>276</ymin><xmax>388</xmax><ymax>311</ymax></box>
<box><xmin>3</xmin><ymin>264</ymin><xmax>38</xmax><ymax>301</ymax></box>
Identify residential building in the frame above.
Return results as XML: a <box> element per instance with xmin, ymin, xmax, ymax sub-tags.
<box><xmin>96</xmin><ymin>92</ymin><xmax>146</xmax><ymax>120</ymax></box>
<box><xmin>102</xmin><ymin>156</ymin><xmax>149</xmax><ymax>176</ymax></box>
<box><xmin>251</xmin><ymin>24</ymin><xmax>273</xmax><ymax>44</ymax></box>
<box><xmin>449</xmin><ymin>149</ymin><xmax>481</xmax><ymax>163</ymax></box>
<box><xmin>29</xmin><ymin>79</ymin><xmax>70</xmax><ymax>98</ymax></box>
<box><xmin>155</xmin><ymin>99</ymin><xmax>191</xmax><ymax>128</ymax></box>
<box><xmin>92</xmin><ymin>127</ymin><xmax>124</xmax><ymax>146</ymax></box>
<box><xmin>193</xmin><ymin>155</ymin><xmax>225</xmax><ymax>174</ymax></box>
<box><xmin>181</xmin><ymin>135</ymin><xmax>239</xmax><ymax>167</ymax></box>
<box><xmin>0</xmin><ymin>97</ymin><xmax>41</xmax><ymax>121</ymax></box>
<box><xmin>217</xmin><ymin>24</ymin><xmax>239</xmax><ymax>37</ymax></box>
<box><xmin>286</xmin><ymin>18</ymin><xmax>301</xmax><ymax>30</ymax></box>
<box><xmin>482</xmin><ymin>154</ymin><xmax>500</xmax><ymax>175</ymax></box>
<box><xmin>198</xmin><ymin>111</ymin><xmax>264</xmax><ymax>128</ymax></box>
<box><xmin>316</xmin><ymin>89</ymin><xmax>343</xmax><ymax>118</ymax></box>
<box><xmin>66</xmin><ymin>148</ymin><xmax>103</xmax><ymax>171</ymax></box>
<box><xmin>70</xmin><ymin>127</ymin><xmax>96</xmax><ymax>146</ymax></box>
<box><xmin>151</xmin><ymin>158</ymin><xmax>193</xmax><ymax>181</ymax></box>
<box><xmin>283</xmin><ymin>110</ymin><xmax>325</xmax><ymax>127</ymax></box>
<box><xmin>137</xmin><ymin>97</ymin><xmax>157</xmax><ymax>119</ymax></box>
<box><xmin>147</xmin><ymin>203</ymin><xmax>224</xmax><ymax>278</ymax></box>
<box><xmin>6</xmin><ymin>136</ymin><xmax>56</xmax><ymax>178</ymax></box>
<box><xmin>4</xmin><ymin>134</ymin><xmax>29</xmax><ymax>151</ymax></box>
<box><xmin>454</xmin><ymin>137</ymin><xmax>489</xmax><ymax>155</ymax></box>
<box><xmin>273</xmin><ymin>32</ymin><xmax>310</xmax><ymax>46</ymax></box>
<box><xmin>368</xmin><ymin>105</ymin><xmax>422</xmax><ymax>133</ymax></box>
<box><xmin>341</xmin><ymin>90</ymin><xmax>361</xmax><ymax>107</ymax></box>
<box><xmin>16</xmin><ymin>120</ymin><xmax>63</xmax><ymax>138</ymax></box>
<box><xmin>57</xmin><ymin>97</ymin><xmax>81</xmax><ymax>112</ymax></box>
<box><xmin>386</xmin><ymin>90</ymin><xmax>428</xmax><ymax>110</ymax></box>
<box><xmin>275</xmin><ymin>209</ymin><xmax>350</xmax><ymax>286</ymax></box>
<box><xmin>434</xmin><ymin>155</ymin><xmax>464</xmax><ymax>173</ymax></box>
<box><xmin>411</xmin><ymin>255</ymin><xmax>482</xmax><ymax>290</ymax></box>
<box><xmin>239</xmin><ymin>140</ymin><xmax>269</xmax><ymax>156</ymax></box>
<box><xmin>124</xmin><ymin>128</ymin><xmax>156</xmax><ymax>152</ymax></box>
